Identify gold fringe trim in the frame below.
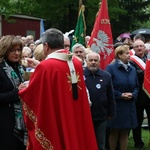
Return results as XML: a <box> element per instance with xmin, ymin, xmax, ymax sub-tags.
<box><xmin>22</xmin><ymin>101</ymin><xmax>54</xmax><ymax>150</ymax></box>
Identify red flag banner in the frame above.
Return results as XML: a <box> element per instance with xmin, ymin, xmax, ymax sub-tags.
<box><xmin>88</xmin><ymin>0</ymin><xmax>114</xmax><ymax>70</ymax></box>
<box><xmin>143</xmin><ymin>60</ymin><xmax>150</xmax><ymax>98</ymax></box>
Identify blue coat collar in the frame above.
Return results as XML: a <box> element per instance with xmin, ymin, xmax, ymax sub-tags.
<box><xmin>115</xmin><ymin>59</ymin><xmax>131</xmax><ymax>71</ymax></box>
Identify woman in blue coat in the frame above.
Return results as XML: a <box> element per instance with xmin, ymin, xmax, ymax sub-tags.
<box><xmin>106</xmin><ymin>45</ymin><xmax>139</xmax><ymax>150</ymax></box>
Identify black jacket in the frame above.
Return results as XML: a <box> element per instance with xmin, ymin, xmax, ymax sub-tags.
<box><xmin>84</xmin><ymin>67</ymin><xmax>115</xmax><ymax>121</ymax></box>
<box><xmin>0</xmin><ymin>61</ymin><xmax>23</xmax><ymax>150</ymax></box>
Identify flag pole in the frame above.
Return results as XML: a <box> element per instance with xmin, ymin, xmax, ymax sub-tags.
<box><xmin>78</xmin><ymin>0</ymin><xmax>83</xmax><ymax>16</ymax></box>
<box><xmin>99</xmin><ymin>0</ymin><xmax>101</xmax><ymax>7</ymax></box>
<box><xmin>71</xmin><ymin>3</ymin><xmax>86</xmax><ymax>48</ymax></box>
<box><xmin>79</xmin><ymin>0</ymin><xmax>83</xmax><ymax>9</ymax></box>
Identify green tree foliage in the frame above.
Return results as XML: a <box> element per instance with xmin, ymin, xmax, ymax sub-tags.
<box><xmin>0</xmin><ymin>0</ymin><xmax>150</xmax><ymax>39</ymax></box>
<box><xmin>110</xmin><ymin>0</ymin><xmax>150</xmax><ymax>38</ymax></box>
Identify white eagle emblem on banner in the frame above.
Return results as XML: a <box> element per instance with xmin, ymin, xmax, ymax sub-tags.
<box><xmin>90</xmin><ymin>30</ymin><xmax>113</xmax><ymax>59</ymax></box>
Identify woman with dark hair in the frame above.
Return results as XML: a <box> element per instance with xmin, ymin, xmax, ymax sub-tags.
<box><xmin>0</xmin><ymin>35</ymin><xmax>27</xmax><ymax>150</ymax></box>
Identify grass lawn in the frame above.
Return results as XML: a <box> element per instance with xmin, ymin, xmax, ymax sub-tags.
<box><xmin>128</xmin><ymin>128</ymin><xmax>150</xmax><ymax>150</ymax></box>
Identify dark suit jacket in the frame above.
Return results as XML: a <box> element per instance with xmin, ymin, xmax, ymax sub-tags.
<box><xmin>0</xmin><ymin>61</ymin><xmax>23</xmax><ymax>149</ymax></box>
<box><xmin>84</xmin><ymin>67</ymin><xmax>116</xmax><ymax>121</ymax></box>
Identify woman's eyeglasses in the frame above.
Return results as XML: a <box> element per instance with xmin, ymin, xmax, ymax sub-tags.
<box><xmin>10</xmin><ymin>48</ymin><xmax>21</xmax><ymax>53</ymax></box>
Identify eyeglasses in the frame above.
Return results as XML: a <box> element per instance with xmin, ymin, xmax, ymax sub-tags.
<box><xmin>10</xmin><ymin>48</ymin><xmax>21</xmax><ymax>53</ymax></box>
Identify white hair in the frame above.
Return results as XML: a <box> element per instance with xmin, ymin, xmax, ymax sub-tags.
<box><xmin>86</xmin><ymin>52</ymin><xmax>100</xmax><ymax>61</ymax></box>
<box><xmin>72</xmin><ymin>43</ymin><xmax>85</xmax><ymax>53</ymax></box>
<box><xmin>22</xmin><ymin>46</ymin><xmax>32</xmax><ymax>54</ymax></box>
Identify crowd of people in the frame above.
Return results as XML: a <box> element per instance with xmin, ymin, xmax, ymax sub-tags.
<box><xmin>0</xmin><ymin>28</ymin><xmax>150</xmax><ymax>150</ymax></box>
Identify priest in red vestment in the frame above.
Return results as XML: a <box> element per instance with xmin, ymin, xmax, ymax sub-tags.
<box><xmin>19</xmin><ymin>28</ymin><xmax>98</xmax><ymax>150</ymax></box>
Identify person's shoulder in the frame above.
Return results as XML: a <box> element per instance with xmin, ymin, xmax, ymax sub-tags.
<box><xmin>72</xmin><ymin>56</ymin><xmax>82</xmax><ymax>64</ymax></box>
<box><xmin>105</xmin><ymin>62</ymin><xmax>118</xmax><ymax>76</ymax></box>
<box><xmin>42</xmin><ymin>58</ymin><xmax>60</xmax><ymax>65</ymax></box>
<box><xmin>37</xmin><ymin>59</ymin><xmax>55</xmax><ymax>69</ymax></box>
<box><xmin>129</xmin><ymin>60</ymin><xmax>136</xmax><ymax>68</ymax></box>
<box><xmin>0</xmin><ymin>61</ymin><xmax>6</xmax><ymax>70</ymax></box>
<box><xmin>84</xmin><ymin>67</ymin><xmax>92</xmax><ymax>76</ymax></box>
<box><xmin>72</xmin><ymin>56</ymin><xmax>83</xmax><ymax>68</ymax></box>
<box><xmin>0</xmin><ymin>61</ymin><xmax>4</xmax><ymax>66</ymax></box>
<box><xmin>101</xmin><ymin>69</ymin><xmax>111</xmax><ymax>77</ymax></box>
<box><xmin>106</xmin><ymin>62</ymin><xmax>116</xmax><ymax>70</ymax></box>
<box><xmin>129</xmin><ymin>64</ymin><xmax>136</xmax><ymax>71</ymax></box>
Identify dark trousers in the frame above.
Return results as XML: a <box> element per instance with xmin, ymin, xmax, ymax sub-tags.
<box><xmin>132</xmin><ymin>90</ymin><xmax>150</xmax><ymax>148</ymax></box>
<box><xmin>93</xmin><ymin>120</ymin><xmax>107</xmax><ymax>150</ymax></box>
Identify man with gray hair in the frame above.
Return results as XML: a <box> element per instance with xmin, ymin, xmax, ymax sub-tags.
<box><xmin>84</xmin><ymin>52</ymin><xmax>116</xmax><ymax>150</ymax></box>
<box><xmin>19</xmin><ymin>28</ymin><xmax>98</xmax><ymax>150</ymax></box>
<box><xmin>72</xmin><ymin>43</ymin><xmax>87</xmax><ymax>68</ymax></box>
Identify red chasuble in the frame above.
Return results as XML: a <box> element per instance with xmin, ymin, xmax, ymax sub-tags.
<box><xmin>19</xmin><ymin>51</ymin><xmax>98</xmax><ymax>150</ymax></box>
